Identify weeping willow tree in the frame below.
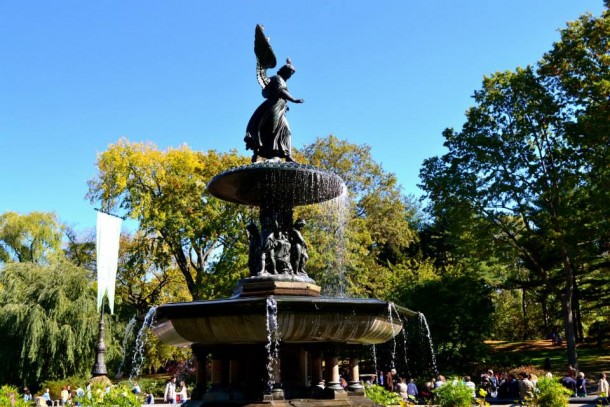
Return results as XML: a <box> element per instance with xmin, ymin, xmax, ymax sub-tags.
<box><xmin>0</xmin><ymin>258</ymin><xmax>99</xmax><ymax>385</ymax></box>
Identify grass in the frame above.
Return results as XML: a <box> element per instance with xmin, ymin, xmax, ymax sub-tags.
<box><xmin>485</xmin><ymin>339</ymin><xmax>610</xmax><ymax>377</ymax></box>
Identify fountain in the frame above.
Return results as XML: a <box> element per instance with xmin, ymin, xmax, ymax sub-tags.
<box><xmin>151</xmin><ymin>25</ymin><xmax>418</xmax><ymax>406</ymax></box>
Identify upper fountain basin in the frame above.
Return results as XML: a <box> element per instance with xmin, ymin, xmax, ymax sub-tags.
<box><xmin>207</xmin><ymin>162</ymin><xmax>345</xmax><ymax>207</ymax></box>
<box><xmin>151</xmin><ymin>296</ymin><xmax>417</xmax><ymax>347</ymax></box>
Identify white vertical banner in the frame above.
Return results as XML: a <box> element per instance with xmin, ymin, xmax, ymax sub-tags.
<box><xmin>96</xmin><ymin>211</ymin><xmax>122</xmax><ymax>314</ymax></box>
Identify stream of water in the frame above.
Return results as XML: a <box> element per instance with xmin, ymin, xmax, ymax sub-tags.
<box><xmin>129</xmin><ymin>306</ymin><xmax>157</xmax><ymax>380</ymax></box>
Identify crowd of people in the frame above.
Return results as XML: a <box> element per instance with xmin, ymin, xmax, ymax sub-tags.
<box><xmin>365</xmin><ymin>365</ymin><xmax>609</xmax><ymax>405</ymax></box>
<box><xmin>16</xmin><ymin>376</ymin><xmax>189</xmax><ymax>406</ymax></box>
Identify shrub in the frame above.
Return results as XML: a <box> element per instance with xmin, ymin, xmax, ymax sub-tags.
<box><xmin>0</xmin><ymin>385</ymin><xmax>29</xmax><ymax>407</ymax></box>
<box><xmin>527</xmin><ymin>377</ymin><xmax>572</xmax><ymax>407</ymax></box>
<box><xmin>433</xmin><ymin>380</ymin><xmax>474</xmax><ymax>407</ymax></box>
<box><xmin>74</xmin><ymin>383</ymin><xmax>141</xmax><ymax>407</ymax></box>
<box><xmin>364</xmin><ymin>384</ymin><xmax>403</xmax><ymax>406</ymax></box>
<box><xmin>117</xmin><ymin>377</ymin><xmax>167</xmax><ymax>399</ymax></box>
<box><xmin>508</xmin><ymin>365</ymin><xmax>545</xmax><ymax>379</ymax></box>
<box><xmin>40</xmin><ymin>374</ymin><xmax>90</xmax><ymax>401</ymax></box>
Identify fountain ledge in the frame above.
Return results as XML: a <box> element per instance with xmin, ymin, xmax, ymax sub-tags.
<box><xmin>152</xmin><ymin>296</ymin><xmax>417</xmax><ymax>347</ymax></box>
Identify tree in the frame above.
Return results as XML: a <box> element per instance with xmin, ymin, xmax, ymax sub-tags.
<box><xmin>115</xmin><ymin>232</ymin><xmax>191</xmax><ymax>316</ymax></box>
<box><xmin>87</xmin><ymin>140</ymin><xmax>250</xmax><ymax>300</ymax></box>
<box><xmin>419</xmin><ymin>5</ymin><xmax>610</xmax><ymax>365</ymax></box>
<box><xmin>0</xmin><ymin>211</ymin><xmax>63</xmax><ymax>263</ymax></box>
<box><xmin>0</xmin><ymin>258</ymin><xmax>99</xmax><ymax>385</ymax></box>
<box><xmin>394</xmin><ymin>269</ymin><xmax>494</xmax><ymax>371</ymax></box>
<box><xmin>299</xmin><ymin>135</ymin><xmax>418</xmax><ymax>298</ymax></box>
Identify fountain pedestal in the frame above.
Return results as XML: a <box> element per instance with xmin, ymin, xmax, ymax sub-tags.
<box><xmin>234</xmin><ymin>278</ymin><xmax>321</xmax><ymax>297</ymax></box>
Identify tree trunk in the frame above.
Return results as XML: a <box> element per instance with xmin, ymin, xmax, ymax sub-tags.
<box><xmin>573</xmin><ymin>275</ymin><xmax>584</xmax><ymax>343</ymax></box>
<box><xmin>541</xmin><ymin>292</ymin><xmax>549</xmax><ymax>333</ymax></box>
<box><xmin>560</xmin><ymin>249</ymin><xmax>578</xmax><ymax>366</ymax></box>
<box><xmin>521</xmin><ymin>288</ymin><xmax>529</xmax><ymax>340</ymax></box>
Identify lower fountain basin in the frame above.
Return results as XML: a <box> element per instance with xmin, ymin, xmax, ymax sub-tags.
<box><xmin>152</xmin><ymin>296</ymin><xmax>416</xmax><ymax>347</ymax></box>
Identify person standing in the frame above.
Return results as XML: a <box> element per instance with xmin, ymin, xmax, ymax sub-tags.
<box><xmin>576</xmin><ymin>372</ymin><xmax>587</xmax><ymax>397</ymax></box>
<box><xmin>164</xmin><ymin>377</ymin><xmax>177</xmax><ymax>404</ymax></box>
<box><xmin>385</xmin><ymin>369</ymin><xmax>398</xmax><ymax>391</ymax></box>
<box><xmin>519</xmin><ymin>373</ymin><xmax>535</xmax><ymax>402</ymax></box>
<box><xmin>396</xmin><ymin>378</ymin><xmax>408</xmax><ymax>401</ymax></box>
<box><xmin>60</xmin><ymin>386</ymin><xmax>69</xmax><ymax>406</ymax></box>
<box><xmin>598</xmin><ymin>373</ymin><xmax>609</xmax><ymax>405</ymax></box>
<box><xmin>464</xmin><ymin>376</ymin><xmax>476</xmax><ymax>398</ymax></box>
<box><xmin>407</xmin><ymin>378</ymin><xmax>419</xmax><ymax>400</ymax></box>
<box><xmin>177</xmin><ymin>380</ymin><xmax>188</xmax><ymax>403</ymax></box>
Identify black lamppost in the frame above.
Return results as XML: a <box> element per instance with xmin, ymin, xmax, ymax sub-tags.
<box><xmin>92</xmin><ymin>298</ymin><xmax>108</xmax><ymax>376</ymax></box>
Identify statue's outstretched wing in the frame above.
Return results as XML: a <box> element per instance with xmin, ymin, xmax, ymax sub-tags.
<box><xmin>254</xmin><ymin>24</ymin><xmax>277</xmax><ymax>89</ymax></box>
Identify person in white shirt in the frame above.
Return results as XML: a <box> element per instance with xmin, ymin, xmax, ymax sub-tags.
<box><xmin>177</xmin><ymin>380</ymin><xmax>188</xmax><ymax>403</ymax></box>
<box><xmin>599</xmin><ymin>373</ymin><xmax>609</xmax><ymax>404</ymax></box>
<box><xmin>164</xmin><ymin>377</ymin><xmax>177</xmax><ymax>403</ymax></box>
<box><xmin>464</xmin><ymin>376</ymin><xmax>476</xmax><ymax>398</ymax></box>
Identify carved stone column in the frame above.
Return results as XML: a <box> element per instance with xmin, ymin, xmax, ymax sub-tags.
<box><xmin>348</xmin><ymin>355</ymin><xmax>364</xmax><ymax>393</ymax></box>
<box><xmin>310</xmin><ymin>349</ymin><xmax>323</xmax><ymax>386</ymax></box>
<box><xmin>325</xmin><ymin>353</ymin><xmax>343</xmax><ymax>391</ymax></box>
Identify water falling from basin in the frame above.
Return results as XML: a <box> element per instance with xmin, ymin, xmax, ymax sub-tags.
<box><xmin>130</xmin><ymin>306</ymin><xmax>157</xmax><ymax>380</ymax></box>
<box><xmin>116</xmin><ymin>315</ymin><xmax>137</xmax><ymax>379</ymax></box>
<box><xmin>265</xmin><ymin>297</ymin><xmax>280</xmax><ymax>394</ymax></box>
<box><xmin>418</xmin><ymin>312</ymin><xmax>438</xmax><ymax>376</ymax></box>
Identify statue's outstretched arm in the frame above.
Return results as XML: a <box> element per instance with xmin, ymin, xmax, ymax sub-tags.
<box><xmin>280</xmin><ymin>88</ymin><xmax>304</xmax><ymax>104</ymax></box>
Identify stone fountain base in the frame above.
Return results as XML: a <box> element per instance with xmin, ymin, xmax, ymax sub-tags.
<box><xmin>152</xmin><ymin>297</ymin><xmax>415</xmax><ymax>405</ymax></box>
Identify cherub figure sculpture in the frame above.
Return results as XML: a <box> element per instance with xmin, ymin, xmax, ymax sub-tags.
<box><xmin>289</xmin><ymin>218</ymin><xmax>309</xmax><ymax>276</ymax></box>
<box><xmin>246</xmin><ymin>222</ymin><xmax>264</xmax><ymax>276</ymax></box>
<box><xmin>244</xmin><ymin>25</ymin><xmax>304</xmax><ymax>163</ymax></box>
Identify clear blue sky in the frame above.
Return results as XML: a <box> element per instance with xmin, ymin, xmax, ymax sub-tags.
<box><xmin>0</xmin><ymin>0</ymin><xmax>605</xmax><ymax>233</ymax></box>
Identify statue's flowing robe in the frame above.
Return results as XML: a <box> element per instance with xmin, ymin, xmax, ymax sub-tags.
<box><xmin>245</xmin><ymin>75</ymin><xmax>292</xmax><ymax>159</ymax></box>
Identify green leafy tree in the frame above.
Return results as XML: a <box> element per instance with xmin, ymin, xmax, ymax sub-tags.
<box><xmin>0</xmin><ymin>211</ymin><xmax>63</xmax><ymax>263</ymax></box>
<box><xmin>87</xmin><ymin>140</ymin><xmax>250</xmax><ymax>300</ymax></box>
<box><xmin>299</xmin><ymin>135</ymin><xmax>418</xmax><ymax>298</ymax></box>
<box><xmin>0</xmin><ymin>258</ymin><xmax>99</xmax><ymax>385</ymax></box>
<box><xmin>395</xmin><ymin>270</ymin><xmax>494</xmax><ymax>370</ymax></box>
<box><xmin>419</xmin><ymin>5</ymin><xmax>609</xmax><ymax>365</ymax></box>
<box><xmin>115</xmin><ymin>232</ymin><xmax>191</xmax><ymax>316</ymax></box>
<box><xmin>64</xmin><ymin>227</ymin><xmax>96</xmax><ymax>273</ymax></box>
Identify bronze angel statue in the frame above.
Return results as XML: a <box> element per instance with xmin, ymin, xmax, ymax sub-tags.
<box><xmin>244</xmin><ymin>25</ymin><xmax>304</xmax><ymax>163</ymax></box>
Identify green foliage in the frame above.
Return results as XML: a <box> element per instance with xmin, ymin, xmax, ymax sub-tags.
<box><xmin>528</xmin><ymin>377</ymin><xmax>572</xmax><ymax>407</ymax></box>
<box><xmin>87</xmin><ymin>140</ymin><xmax>250</xmax><ymax>300</ymax></box>
<box><xmin>300</xmin><ymin>135</ymin><xmax>419</xmax><ymax>298</ymax></box>
<box><xmin>0</xmin><ymin>385</ymin><xmax>29</xmax><ymax>407</ymax></box>
<box><xmin>433</xmin><ymin>381</ymin><xmax>474</xmax><ymax>407</ymax></box>
<box><xmin>0</xmin><ymin>211</ymin><xmax>63</xmax><ymax>263</ymax></box>
<box><xmin>40</xmin><ymin>375</ymin><xmax>90</xmax><ymax>403</ymax></box>
<box><xmin>363</xmin><ymin>384</ymin><xmax>403</xmax><ymax>406</ymax></box>
<box><xmin>589</xmin><ymin>319</ymin><xmax>610</xmax><ymax>346</ymax></box>
<box><xmin>115</xmin><ymin>232</ymin><xmax>191</xmax><ymax>316</ymax></box>
<box><xmin>122</xmin><ymin>377</ymin><xmax>166</xmax><ymax>399</ymax></box>
<box><xmin>395</xmin><ymin>271</ymin><xmax>493</xmax><ymax>372</ymax></box>
<box><xmin>0</xmin><ymin>258</ymin><xmax>98</xmax><ymax>384</ymax></box>
<box><xmin>419</xmin><ymin>5</ymin><xmax>610</xmax><ymax>363</ymax></box>
<box><xmin>75</xmin><ymin>383</ymin><xmax>141</xmax><ymax>407</ymax></box>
